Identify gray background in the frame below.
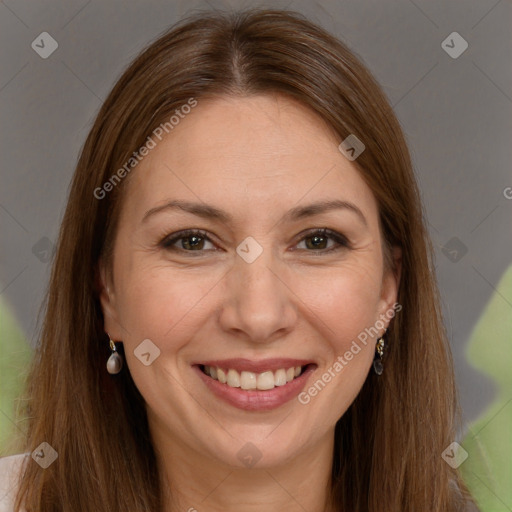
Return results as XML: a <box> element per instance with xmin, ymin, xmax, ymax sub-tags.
<box><xmin>1</xmin><ymin>0</ymin><xmax>511</xmax><ymax>432</ymax></box>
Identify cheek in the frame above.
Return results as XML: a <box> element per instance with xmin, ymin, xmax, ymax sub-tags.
<box><xmin>295</xmin><ymin>269</ymin><xmax>380</xmax><ymax>420</ymax></box>
<box><xmin>116</xmin><ymin>277</ymin><xmax>177</xmax><ymax>337</ymax></box>
<box><xmin>114</xmin><ymin>251</ymin><xmax>383</xmax><ymax>350</ymax></box>
<box><xmin>112</xmin><ymin>266</ymin><xmax>211</xmax><ymax>407</ymax></box>
<box><xmin>294</xmin><ymin>260</ymin><xmax>381</xmax><ymax>406</ymax></box>
<box><xmin>299</xmin><ymin>259</ymin><xmax>384</xmax><ymax>348</ymax></box>
<box><xmin>113</xmin><ymin>259</ymin><xmax>217</xmax><ymax>350</ymax></box>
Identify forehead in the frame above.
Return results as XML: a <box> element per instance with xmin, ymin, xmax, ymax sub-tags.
<box><xmin>151</xmin><ymin>94</ymin><xmax>340</xmax><ymax>173</ymax></box>
<box><xmin>122</xmin><ymin>94</ymin><xmax>378</xmax><ymax>228</ymax></box>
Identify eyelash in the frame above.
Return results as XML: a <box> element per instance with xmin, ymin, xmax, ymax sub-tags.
<box><xmin>159</xmin><ymin>228</ymin><xmax>350</xmax><ymax>255</ymax></box>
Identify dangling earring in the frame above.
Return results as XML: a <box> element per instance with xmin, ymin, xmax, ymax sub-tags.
<box><xmin>106</xmin><ymin>335</ymin><xmax>123</xmax><ymax>374</ymax></box>
<box><xmin>373</xmin><ymin>330</ymin><xmax>386</xmax><ymax>376</ymax></box>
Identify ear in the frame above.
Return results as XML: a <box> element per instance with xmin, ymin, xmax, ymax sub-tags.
<box><xmin>377</xmin><ymin>246</ymin><xmax>402</xmax><ymax>328</ymax></box>
<box><xmin>96</xmin><ymin>258</ymin><xmax>124</xmax><ymax>341</ymax></box>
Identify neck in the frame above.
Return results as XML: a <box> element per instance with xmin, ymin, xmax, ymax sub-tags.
<box><xmin>154</xmin><ymin>428</ymin><xmax>337</xmax><ymax>512</ymax></box>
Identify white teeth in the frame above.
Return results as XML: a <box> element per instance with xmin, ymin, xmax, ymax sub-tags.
<box><xmin>257</xmin><ymin>371</ymin><xmax>275</xmax><ymax>390</ymax></box>
<box><xmin>202</xmin><ymin>365</ymin><xmax>306</xmax><ymax>390</ymax></box>
<box><xmin>227</xmin><ymin>369</ymin><xmax>241</xmax><ymax>387</ymax></box>
<box><xmin>217</xmin><ymin>368</ymin><xmax>227</xmax><ymax>383</ymax></box>
<box><xmin>274</xmin><ymin>369</ymin><xmax>287</xmax><ymax>386</ymax></box>
<box><xmin>240</xmin><ymin>371</ymin><xmax>257</xmax><ymax>390</ymax></box>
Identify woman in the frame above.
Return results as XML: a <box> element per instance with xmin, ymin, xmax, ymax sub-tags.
<box><xmin>0</xmin><ymin>8</ymin><xmax>477</xmax><ymax>512</ymax></box>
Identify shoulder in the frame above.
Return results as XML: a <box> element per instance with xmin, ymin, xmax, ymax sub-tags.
<box><xmin>0</xmin><ymin>453</ymin><xmax>30</xmax><ymax>512</ymax></box>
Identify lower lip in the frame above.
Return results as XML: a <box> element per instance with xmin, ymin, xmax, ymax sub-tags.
<box><xmin>193</xmin><ymin>365</ymin><xmax>316</xmax><ymax>411</ymax></box>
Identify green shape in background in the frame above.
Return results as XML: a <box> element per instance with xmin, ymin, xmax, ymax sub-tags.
<box><xmin>461</xmin><ymin>264</ymin><xmax>512</xmax><ymax>511</ymax></box>
<box><xmin>0</xmin><ymin>293</ymin><xmax>33</xmax><ymax>455</ymax></box>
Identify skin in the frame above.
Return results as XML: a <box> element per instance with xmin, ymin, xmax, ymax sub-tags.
<box><xmin>99</xmin><ymin>94</ymin><xmax>401</xmax><ymax>512</ymax></box>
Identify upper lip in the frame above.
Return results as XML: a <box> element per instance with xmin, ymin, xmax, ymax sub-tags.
<box><xmin>193</xmin><ymin>358</ymin><xmax>316</xmax><ymax>373</ymax></box>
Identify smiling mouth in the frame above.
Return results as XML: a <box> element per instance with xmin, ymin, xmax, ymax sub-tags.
<box><xmin>199</xmin><ymin>364</ymin><xmax>313</xmax><ymax>391</ymax></box>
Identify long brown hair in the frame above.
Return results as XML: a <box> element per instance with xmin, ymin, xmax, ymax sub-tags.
<box><xmin>14</xmin><ymin>8</ymin><xmax>475</xmax><ymax>511</ymax></box>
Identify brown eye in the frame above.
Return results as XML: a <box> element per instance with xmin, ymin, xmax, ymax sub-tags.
<box><xmin>295</xmin><ymin>228</ymin><xmax>349</xmax><ymax>253</ymax></box>
<box><xmin>305</xmin><ymin>234</ymin><xmax>329</xmax><ymax>250</ymax></box>
<box><xmin>161</xmin><ymin>230</ymin><xmax>215</xmax><ymax>252</ymax></box>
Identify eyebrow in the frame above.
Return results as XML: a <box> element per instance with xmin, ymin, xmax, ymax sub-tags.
<box><xmin>142</xmin><ymin>199</ymin><xmax>367</xmax><ymax>227</ymax></box>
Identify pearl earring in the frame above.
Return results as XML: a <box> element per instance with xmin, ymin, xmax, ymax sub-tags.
<box><xmin>106</xmin><ymin>336</ymin><xmax>123</xmax><ymax>374</ymax></box>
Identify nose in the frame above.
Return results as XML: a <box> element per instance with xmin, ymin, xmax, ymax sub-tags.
<box><xmin>218</xmin><ymin>244</ymin><xmax>298</xmax><ymax>344</ymax></box>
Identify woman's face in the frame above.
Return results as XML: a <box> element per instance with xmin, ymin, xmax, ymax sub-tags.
<box><xmin>100</xmin><ymin>94</ymin><xmax>400</xmax><ymax>469</ymax></box>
